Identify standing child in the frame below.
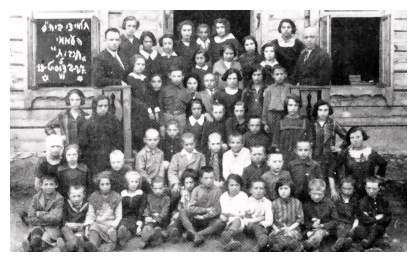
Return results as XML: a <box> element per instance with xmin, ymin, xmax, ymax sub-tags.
<box><xmin>84</xmin><ymin>171</ymin><xmax>122</xmax><ymax>252</ymax></box>
<box><xmin>184</xmin><ymin>99</ymin><xmax>207</xmax><ymax>151</ymax></box>
<box><xmin>45</xmin><ymin>89</ymin><xmax>88</xmax><ymax>146</ymax></box>
<box><xmin>239</xmin><ymin>36</ymin><xmax>263</xmax><ymax>85</ymax></box>
<box><xmin>21</xmin><ymin>175</ymin><xmax>64</xmax><ymax>252</ymax></box>
<box><xmin>212</xmin><ymin>44</ymin><xmax>242</xmax><ymax>89</ymax></box>
<box><xmin>242</xmin><ymin>145</ymin><xmax>269</xmax><ymax>193</ymax></box>
<box><xmin>214</xmin><ymin>68</ymin><xmax>243</xmax><ymax>118</ymax></box>
<box><xmin>200</xmin><ymin>103</ymin><xmax>228</xmax><ymax>153</ymax></box>
<box><xmin>261</xmin><ymin>152</ymin><xmax>291</xmax><ymax>200</ymax></box>
<box><xmin>155</xmin><ymin>34</ymin><xmax>186</xmax><ymax>78</ymax></box>
<box><xmin>183</xmin><ymin>73</ymin><xmax>202</xmax><ymax>100</ymax></box>
<box><xmin>191</xmin><ymin>50</ymin><xmax>213</xmax><ymax>84</ymax></box>
<box><xmin>108</xmin><ymin>150</ymin><xmax>130</xmax><ymax>193</ymax></box>
<box><xmin>209</xmin><ymin>18</ymin><xmax>242</xmax><ymax>63</ymax></box>
<box><xmin>222</xmin><ymin>133</ymin><xmax>251</xmax><ymax>180</ymax></box>
<box><xmin>147</xmin><ymin>74</ymin><xmax>164</xmax><ymax>130</ymax></box>
<box><xmin>242</xmin><ymin>115</ymin><xmax>271</xmax><ymax>150</ymax></box>
<box><xmin>204</xmin><ymin>132</ymin><xmax>225</xmax><ymax>188</ymax></box>
<box><xmin>269</xmin><ymin>179</ymin><xmax>304</xmax><ymax>252</ymax></box>
<box><xmin>196</xmin><ymin>24</ymin><xmax>211</xmax><ymax>53</ymax></box>
<box><xmin>260</xmin><ymin>43</ymin><xmax>280</xmax><ymax>85</ymax></box>
<box><xmin>174</xmin><ymin>20</ymin><xmax>199</xmax><ymax>73</ymax></box>
<box><xmin>160</xmin><ymin>119</ymin><xmax>182</xmax><ymax>167</ymax></box>
<box><xmin>138</xmin><ymin>31</ymin><xmax>160</xmax><ymax>76</ymax></box>
<box><xmin>225</xmin><ymin>101</ymin><xmax>248</xmax><ymax>138</ymax></box>
<box><xmin>219</xmin><ymin>174</ymin><xmax>248</xmax><ymax>251</ymax></box>
<box><xmin>119</xmin><ymin>16</ymin><xmax>140</xmax><ymax>72</ymax></box>
<box><xmin>241</xmin><ymin>65</ymin><xmax>266</xmax><ymax>117</ymax></box>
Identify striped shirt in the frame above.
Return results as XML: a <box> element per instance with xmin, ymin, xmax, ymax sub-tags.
<box><xmin>272</xmin><ymin>197</ymin><xmax>304</xmax><ymax>228</ymax></box>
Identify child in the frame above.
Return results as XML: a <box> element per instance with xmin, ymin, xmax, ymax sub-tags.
<box><xmin>204</xmin><ymin>132</ymin><xmax>225</xmax><ymax>188</ymax></box>
<box><xmin>269</xmin><ymin>179</ymin><xmax>304</xmax><ymax>252</ymax></box>
<box><xmin>197</xmin><ymin>72</ymin><xmax>217</xmax><ymax>120</ymax></box>
<box><xmin>79</xmin><ymin>95</ymin><xmax>123</xmax><ymax>175</ymax></box>
<box><xmin>261</xmin><ymin>152</ymin><xmax>291</xmax><ymax>200</ymax></box>
<box><xmin>140</xmin><ymin>176</ymin><xmax>171</xmax><ymax>248</ymax></box>
<box><xmin>356</xmin><ymin>177</ymin><xmax>391</xmax><ymax>250</ymax></box>
<box><xmin>332</xmin><ymin>177</ymin><xmax>360</xmax><ymax>251</ymax></box>
<box><xmin>302</xmin><ymin>178</ymin><xmax>338</xmax><ymax>251</ymax></box>
<box><xmin>174</xmin><ymin>20</ymin><xmax>199</xmax><ymax>73</ymax></box>
<box><xmin>222</xmin><ymin>133</ymin><xmax>251</xmax><ymax>180</ymax></box>
<box><xmin>84</xmin><ymin>171</ymin><xmax>122</xmax><ymax>252</ymax></box>
<box><xmin>138</xmin><ymin>31</ymin><xmax>160</xmax><ymax>76</ymax></box>
<box><xmin>147</xmin><ymin>74</ymin><xmax>163</xmax><ymax>129</ymax></box>
<box><xmin>200</xmin><ymin>103</ymin><xmax>228</xmax><ymax>153</ymax></box>
<box><xmin>239</xmin><ymin>36</ymin><xmax>263</xmax><ymax>84</ymax></box>
<box><xmin>219</xmin><ymin>174</ymin><xmax>248</xmax><ymax>251</ymax></box>
<box><xmin>184</xmin><ymin>99</ymin><xmax>207</xmax><ymax>151</ymax></box>
<box><xmin>183</xmin><ymin>73</ymin><xmax>202</xmax><ymax>100</ymax></box>
<box><xmin>225</xmin><ymin>101</ymin><xmax>248</xmax><ymax>138</ymax></box>
<box><xmin>262</xmin><ymin>65</ymin><xmax>291</xmax><ymax>135</ymax></box>
<box><xmin>242</xmin><ymin>145</ymin><xmax>269</xmax><ymax>193</ymax></box>
<box><xmin>117</xmin><ymin>171</ymin><xmax>147</xmax><ymax>247</ymax></box>
<box><xmin>160</xmin><ymin>119</ymin><xmax>182</xmax><ymax>166</ymax></box>
<box><xmin>56</xmin><ymin>185</ymin><xmax>89</xmax><ymax>252</ymax></box>
<box><xmin>186</xmin><ymin>166</ymin><xmax>225</xmax><ymax>246</ymax></box>
<box><xmin>242</xmin><ymin>115</ymin><xmax>271</xmax><ymax>151</ymax></box>
<box><xmin>57</xmin><ymin>144</ymin><xmax>91</xmax><ymax>197</ymax></box>
<box><xmin>135</xmin><ymin>128</ymin><xmax>165</xmax><ymax>183</ymax></box>
<box><xmin>241</xmin><ymin>64</ymin><xmax>266</xmax><ymax>117</ymax></box>
<box><xmin>213</xmin><ymin>68</ymin><xmax>243</xmax><ymax>118</ymax></box>
<box><xmin>45</xmin><ymin>89</ymin><xmax>88</xmax><ymax>145</ymax></box>
<box><xmin>288</xmin><ymin>141</ymin><xmax>323</xmax><ymax>202</ymax></box>
<box><xmin>260</xmin><ymin>43</ymin><xmax>280</xmax><ymax>85</ymax></box>
<box><xmin>21</xmin><ymin>175</ymin><xmax>64</xmax><ymax>252</ymax></box>
<box><xmin>244</xmin><ymin>179</ymin><xmax>273</xmax><ymax>251</ymax></box>
<box><xmin>119</xmin><ymin>16</ymin><xmax>141</xmax><ymax>72</ymax></box>
<box><xmin>311</xmin><ymin>100</ymin><xmax>347</xmax><ymax>201</ymax></box>
<box><xmin>196</xmin><ymin>24</ymin><xmax>211</xmax><ymax>53</ymax></box>
<box><xmin>271</xmin><ymin>94</ymin><xmax>312</xmax><ymax>162</ymax></box>
<box><xmin>155</xmin><ymin>34</ymin><xmax>186</xmax><ymax>78</ymax></box>
<box><xmin>191</xmin><ymin>50</ymin><xmax>213</xmax><ymax>84</ymax></box>
<box><xmin>108</xmin><ymin>150</ymin><xmax>131</xmax><ymax>193</ymax></box>
<box><xmin>209</xmin><ymin>18</ymin><xmax>242</xmax><ymax>63</ymax></box>
<box><xmin>212</xmin><ymin>44</ymin><xmax>242</xmax><ymax>89</ymax></box>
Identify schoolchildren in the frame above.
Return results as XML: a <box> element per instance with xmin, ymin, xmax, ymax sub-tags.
<box><xmin>269</xmin><ymin>179</ymin><xmax>304</xmax><ymax>252</ymax></box>
<box><xmin>222</xmin><ymin>133</ymin><xmax>251</xmax><ymax>180</ymax></box>
<box><xmin>191</xmin><ymin>50</ymin><xmax>213</xmax><ymax>83</ymax></box>
<box><xmin>147</xmin><ymin>73</ymin><xmax>163</xmax><ymax>129</ymax></box>
<box><xmin>184</xmin><ymin>99</ymin><xmax>207</xmax><ymax>151</ymax></box>
<box><xmin>196</xmin><ymin>24</ymin><xmax>211</xmax><ymax>53</ymax></box>
<box><xmin>242</xmin><ymin>115</ymin><xmax>271</xmax><ymax>150</ymax></box>
<box><xmin>241</xmin><ymin>145</ymin><xmax>269</xmax><ymax>193</ymax></box>
<box><xmin>197</xmin><ymin>72</ymin><xmax>217</xmax><ymax>121</ymax></box>
<box><xmin>84</xmin><ymin>171</ymin><xmax>122</xmax><ymax>252</ymax></box>
<box><xmin>212</xmin><ymin>44</ymin><xmax>242</xmax><ymax>89</ymax></box>
<box><xmin>174</xmin><ymin>20</ymin><xmax>199</xmax><ymax>73</ymax></box>
<box><xmin>241</xmin><ymin>64</ymin><xmax>266</xmax><ymax>117</ymax></box>
<box><xmin>260</xmin><ymin>43</ymin><xmax>280</xmax><ymax>85</ymax></box>
<box><xmin>261</xmin><ymin>152</ymin><xmax>291</xmax><ymax>200</ymax></box>
<box><xmin>239</xmin><ymin>36</ymin><xmax>263</xmax><ymax>84</ymax></box>
<box><xmin>57</xmin><ymin>185</ymin><xmax>89</xmax><ymax>252</ymax></box>
<box><xmin>213</xmin><ymin>68</ymin><xmax>243</xmax><ymax>118</ymax></box>
<box><xmin>209</xmin><ymin>18</ymin><xmax>242</xmax><ymax>63</ymax></box>
<box><xmin>200</xmin><ymin>103</ymin><xmax>228</xmax><ymax>153</ymax></box>
<box><xmin>45</xmin><ymin>89</ymin><xmax>88</xmax><ymax>146</ymax></box>
<box><xmin>119</xmin><ymin>16</ymin><xmax>140</xmax><ymax>72</ymax></box>
<box><xmin>21</xmin><ymin>175</ymin><xmax>64</xmax><ymax>252</ymax></box>
<box><xmin>107</xmin><ymin>150</ymin><xmax>131</xmax><ymax>194</ymax></box>
<box><xmin>138</xmin><ymin>31</ymin><xmax>160</xmax><ymax>76</ymax></box>
<box><xmin>204</xmin><ymin>132</ymin><xmax>225</xmax><ymax>187</ymax></box>
<box><xmin>225</xmin><ymin>101</ymin><xmax>248</xmax><ymax>138</ymax></box>
<box><xmin>160</xmin><ymin>119</ymin><xmax>182</xmax><ymax>166</ymax></box>
<box><xmin>244</xmin><ymin>179</ymin><xmax>273</xmax><ymax>251</ymax></box>
<box><xmin>155</xmin><ymin>34</ymin><xmax>185</xmax><ymax>78</ymax></box>
<box><xmin>183</xmin><ymin>73</ymin><xmax>202</xmax><ymax>100</ymax></box>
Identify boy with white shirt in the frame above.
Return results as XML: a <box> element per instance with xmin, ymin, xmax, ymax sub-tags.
<box><xmin>222</xmin><ymin>133</ymin><xmax>251</xmax><ymax>180</ymax></box>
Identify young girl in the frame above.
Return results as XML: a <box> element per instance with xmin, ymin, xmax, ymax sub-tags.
<box><xmin>147</xmin><ymin>74</ymin><xmax>164</xmax><ymax>130</ymax></box>
<box><xmin>84</xmin><ymin>171</ymin><xmax>122</xmax><ymax>252</ymax></box>
<box><xmin>191</xmin><ymin>50</ymin><xmax>213</xmax><ymax>84</ymax></box>
<box><xmin>241</xmin><ymin>64</ymin><xmax>266</xmax><ymax>117</ymax></box>
<box><xmin>139</xmin><ymin>31</ymin><xmax>160</xmax><ymax>76</ymax></box>
<box><xmin>209</xmin><ymin>18</ymin><xmax>242</xmax><ymax>63</ymax></box>
<box><xmin>119</xmin><ymin>16</ymin><xmax>141</xmax><ymax>72</ymax></box>
<box><xmin>183</xmin><ymin>73</ymin><xmax>202</xmax><ymax>100</ymax></box>
<box><xmin>155</xmin><ymin>34</ymin><xmax>185</xmax><ymax>79</ymax></box>
<box><xmin>269</xmin><ymin>179</ymin><xmax>304</xmax><ymax>251</ymax></box>
<box><xmin>239</xmin><ymin>36</ymin><xmax>263</xmax><ymax>85</ymax></box>
<box><xmin>57</xmin><ymin>144</ymin><xmax>91</xmax><ymax>197</ymax></box>
<box><xmin>260</xmin><ymin>43</ymin><xmax>280</xmax><ymax>85</ymax></box>
<box><xmin>184</xmin><ymin>99</ymin><xmax>207</xmax><ymax>152</ymax></box>
<box><xmin>225</xmin><ymin>101</ymin><xmax>248</xmax><ymax>138</ymax></box>
<box><xmin>213</xmin><ymin>68</ymin><xmax>243</xmax><ymax>119</ymax></box>
<box><xmin>262</xmin><ymin>65</ymin><xmax>292</xmax><ymax>135</ymax></box>
<box><xmin>45</xmin><ymin>89</ymin><xmax>88</xmax><ymax>146</ymax></box>
<box><xmin>311</xmin><ymin>100</ymin><xmax>347</xmax><ymax>200</ymax></box>
<box><xmin>220</xmin><ymin>174</ymin><xmax>248</xmax><ymax>251</ymax></box>
<box><xmin>174</xmin><ymin>20</ymin><xmax>199</xmax><ymax>74</ymax></box>
<box><xmin>117</xmin><ymin>171</ymin><xmax>147</xmax><ymax>247</ymax></box>
<box><xmin>212</xmin><ymin>43</ymin><xmax>242</xmax><ymax>89</ymax></box>
<box><xmin>79</xmin><ymin>95</ymin><xmax>123</xmax><ymax>175</ymax></box>
<box><xmin>271</xmin><ymin>94</ymin><xmax>312</xmax><ymax>162</ymax></box>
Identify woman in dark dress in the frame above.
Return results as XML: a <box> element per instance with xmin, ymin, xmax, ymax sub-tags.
<box><xmin>139</xmin><ymin>31</ymin><xmax>160</xmax><ymax>77</ymax></box>
<box><xmin>209</xmin><ymin>18</ymin><xmax>243</xmax><ymax>63</ymax></box>
<box><xmin>119</xmin><ymin>16</ymin><xmax>141</xmax><ymax>73</ymax></box>
<box><xmin>213</xmin><ymin>68</ymin><xmax>243</xmax><ymax>119</ymax></box>
<box><xmin>174</xmin><ymin>20</ymin><xmax>199</xmax><ymax>74</ymax></box>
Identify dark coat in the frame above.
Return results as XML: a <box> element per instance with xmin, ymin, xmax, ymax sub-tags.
<box><xmin>292</xmin><ymin>46</ymin><xmax>332</xmax><ymax>86</ymax></box>
<box><xmin>92</xmin><ymin>49</ymin><xmax>128</xmax><ymax>87</ymax></box>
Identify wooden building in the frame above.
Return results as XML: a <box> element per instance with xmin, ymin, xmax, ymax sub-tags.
<box><xmin>10</xmin><ymin>10</ymin><xmax>407</xmax><ymax>154</ymax></box>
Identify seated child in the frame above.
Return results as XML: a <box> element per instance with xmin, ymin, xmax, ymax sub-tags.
<box><xmin>147</xmin><ymin>74</ymin><xmax>164</xmax><ymax>129</ymax></box>
<box><xmin>160</xmin><ymin>119</ymin><xmax>182</xmax><ymax>167</ymax></box>
<box><xmin>225</xmin><ymin>101</ymin><xmax>248</xmax><ymax>138</ymax></box>
<box><xmin>261</xmin><ymin>152</ymin><xmax>291</xmax><ymax>200</ymax></box>
<box><xmin>220</xmin><ymin>174</ymin><xmax>248</xmax><ymax>251</ymax></box>
<box><xmin>108</xmin><ymin>150</ymin><xmax>131</xmax><ymax>193</ymax></box>
<box><xmin>203</xmin><ymin>132</ymin><xmax>224</xmax><ymax>188</ymax></box>
<box><xmin>84</xmin><ymin>171</ymin><xmax>122</xmax><ymax>252</ymax></box>
<box><xmin>241</xmin><ymin>64</ymin><xmax>266</xmax><ymax>116</ymax></box>
<box><xmin>117</xmin><ymin>171</ymin><xmax>147</xmax><ymax>248</ymax></box>
<box><xmin>242</xmin><ymin>145</ymin><xmax>269</xmax><ymax>193</ymax></box>
<box><xmin>200</xmin><ymin>103</ymin><xmax>228</xmax><ymax>153</ymax></box>
<box><xmin>269</xmin><ymin>179</ymin><xmax>304</xmax><ymax>252</ymax></box>
<box><xmin>56</xmin><ymin>185</ymin><xmax>89</xmax><ymax>252</ymax></box>
<box><xmin>288</xmin><ymin>141</ymin><xmax>323</xmax><ymax>202</ymax></box>
<box><xmin>302</xmin><ymin>179</ymin><xmax>338</xmax><ymax>251</ymax></box>
<box><xmin>356</xmin><ymin>177</ymin><xmax>391</xmax><ymax>250</ymax></box>
<box><xmin>140</xmin><ymin>176</ymin><xmax>171</xmax><ymax>248</ymax></box>
<box><xmin>184</xmin><ymin>99</ymin><xmax>207</xmax><ymax>151</ymax></box>
<box><xmin>21</xmin><ymin>175</ymin><xmax>64</xmax><ymax>252</ymax></box>
<box><xmin>222</xmin><ymin>133</ymin><xmax>251</xmax><ymax>180</ymax></box>
<box><xmin>243</xmin><ymin>115</ymin><xmax>271</xmax><ymax>151</ymax></box>
<box><xmin>243</xmin><ymin>179</ymin><xmax>273</xmax><ymax>251</ymax></box>
<box><xmin>135</xmin><ymin>128</ymin><xmax>165</xmax><ymax>183</ymax></box>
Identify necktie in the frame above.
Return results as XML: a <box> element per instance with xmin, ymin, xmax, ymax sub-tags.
<box><xmin>114</xmin><ymin>53</ymin><xmax>125</xmax><ymax>70</ymax></box>
<box><xmin>304</xmin><ymin>50</ymin><xmax>311</xmax><ymax>63</ymax></box>
<box><xmin>211</xmin><ymin>153</ymin><xmax>220</xmax><ymax>180</ymax></box>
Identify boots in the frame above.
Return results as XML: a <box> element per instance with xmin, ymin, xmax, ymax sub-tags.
<box><xmin>117</xmin><ymin>225</ymin><xmax>131</xmax><ymax>247</ymax></box>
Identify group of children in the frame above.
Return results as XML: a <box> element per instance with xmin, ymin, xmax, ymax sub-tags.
<box><xmin>24</xmin><ymin>16</ymin><xmax>391</xmax><ymax>252</ymax></box>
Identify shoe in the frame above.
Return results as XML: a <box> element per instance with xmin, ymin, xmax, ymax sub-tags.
<box><xmin>224</xmin><ymin>240</ymin><xmax>242</xmax><ymax>252</ymax></box>
<box><xmin>137</xmin><ymin>238</ymin><xmax>147</xmax><ymax>249</ymax></box>
<box><xmin>303</xmin><ymin>240</ymin><xmax>315</xmax><ymax>252</ymax></box>
<box><xmin>19</xmin><ymin>211</ymin><xmax>29</xmax><ymax>227</ymax></box>
<box><xmin>21</xmin><ymin>240</ymin><xmax>31</xmax><ymax>252</ymax></box>
<box><xmin>117</xmin><ymin>226</ymin><xmax>130</xmax><ymax>247</ymax></box>
<box><xmin>151</xmin><ymin>227</ymin><xmax>164</xmax><ymax>246</ymax></box>
<box><xmin>221</xmin><ymin>230</ymin><xmax>233</xmax><ymax>245</ymax></box>
<box><xmin>184</xmin><ymin>231</ymin><xmax>195</xmax><ymax>241</ymax></box>
<box><xmin>168</xmin><ymin>227</ymin><xmax>181</xmax><ymax>243</ymax></box>
<box><xmin>83</xmin><ymin>241</ymin><xmax>97</xmax><ymax>252</ymax></box>
<box><xmin>361</xmin><ymin>239</ymin><xmax>371</xmax><ymax>249</ymax></box>
<box><xmin>56</xmin><ymin>237</ymin><xmax>66</xmax><ymax>252</ymax></box>
<box><xmin>193</xmin><ymin>233</ymin><xmax>204</xmax><ymax>247</ymax></box>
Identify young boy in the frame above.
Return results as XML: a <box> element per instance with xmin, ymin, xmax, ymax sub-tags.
<box><xmin>288</xmin><ymin>141</ymin><xmax>323</xmax><ymax>202</ymax></box>
<box><xmin>204</xmin><ymin>132</ymin><xmax>224</xmax><ymax>187</ymax></box>
<box><xmin>261</xmin><ymin>152</ymin><xmax>291</xmax><ymax>200</ymax></box>
<box><xmin>185</xmin><ymin>166</ymin><xmax>225</xmax><ymax>246</ymax></box>
<box><xmin>242</xmin><ymin>145</ymin><xmax>269</xmax><ymax>193</ymax></box>
<box><xmin>244</xmin><ymin>179</ymin><xmax>273</xmax><ymax>251</ymax></box>
<box><xmin>140</xmin><ymin>176</ymin><xmax>171</xmax><ymax>248</ymax></box>
<box><xmin>201</xmin><ymin>103</ymin><xmax>228</xmax><ymax>153</ymax></box>
<box><xmin>56</xmin><ymin>185</ymin><xmax>89</xmax><ymax>252</ymax></box>
<box><xmin>225</xmin><ymin>101</ymin><xmax>248</xmax><ymax>138</ymax></box>
<box><xmin>243</xmin><ymin>116</ymin><xmax>271</xmax><ymax>150</ymax></box>
<box><xmin>22</xmin><ymin>175</ymin><xmax>64</xmax><ymax>252</ymax></box>
<box><xmin>160</xmin><ymin>119</ymin><xmax>182</xmax><ymax>167</ymax></box>
<box><xmin>356</xmin><ymin>177</ymin><xmax>392</xmax><ymax>250</ymax></box>
<box><xmin>197</xmin><ymin>73</ymin><xmax>217</xmax><ymax>120</ymax></box>
<box><xmin>196</xmin><ymin>24</ymin><xmax>211</xmax><ymax>53</ymax></box>
<box><xmin>222</xmin><ymin>133</ymin><xmax>251</xmax><ymax>180</ymax></box>
<box><xmin>135</xmin><ymin>128</ymin><xmax>165</xmax><ymax>183</ymax></box>
<box><xmin>302</xmin><ymin>178</ymin><xmax>338</xmax><ymax>251</ymax></box>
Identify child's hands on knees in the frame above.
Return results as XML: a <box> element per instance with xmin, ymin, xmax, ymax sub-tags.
<box><xmin>375</xmin><ymin>214</ymin><xmax>384</xmax><ymax>220</ymax></box>
<box><xmin>136</xmin><ymin>221</ymin><xmax>143</xmax><ymax>236</ymax></box>
<box><xmin>145</xmin><ymin>217</ymin><xmax>155</xmax><ymax>224</ymax></box>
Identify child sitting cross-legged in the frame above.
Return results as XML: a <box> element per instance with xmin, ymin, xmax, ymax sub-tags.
<box><xmin>222</xmin><ymin>133</ymin><xmax>251</xmax><ymax>180</ymax></box>
<box><xmin>241</xmin><ymin>145</ymin><xmax>269</xmax><ymax>193</ymax></box>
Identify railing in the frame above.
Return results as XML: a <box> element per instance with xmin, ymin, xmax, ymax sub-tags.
<box><xmin>290</xmin><ymin>85</ymin><xmax>331</xmax><ymax>119</ymax></box>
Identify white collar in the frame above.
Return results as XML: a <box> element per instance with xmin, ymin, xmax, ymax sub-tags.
<box><xmin>214</xmin><ymin>33</ymin><xmax>235</xmax><ymax>43</ymax></box>
<box><xmin>121</xmin><ymin>189</ymin><xmax>143</xmax><ymax>198</ymax></box>
<box><xmin>160</xmin><ymin>51</ymin><xmax>178</xmax><ymax>57</ymax></box>
<box><xmin>67</xmin><ymin>199</ymin><xmax>89</xmax><ymax>213</ymax></box>
<box><xmin>225</xmin><ymin>86</ymin><xmax>239</xmax><ymax>95</ymax></box>
<box><xmin>128</xmin><ymin>72</ymin><xmax>147</xmax><ymax>81</ymax></box>
<box><xmin>278</xmin><ymin>35</ymin><xmax>296</xmax><ymax>47</ymax></box>
<box><xmin>180</xmin><ymin>149</ymin><xmax>198</xmax><ymax>156</ymax></box>
<box><xmin>349</xmin><ymin>146</ymin><xmax>372</xmax><ymax>159</ymax></box>
<box><xmin>189</xmin><ymin>115</ymin><xmax>205</xmax><ymax>126</ymax></box>
<box><xmin>139</xmin><ymin>47</ymin><xmax>158</xmax><ymax>60</ymax></box>
<box><xmin>261</xmin><ymin>59</ymin><xmax>279</xmax><ymax>67</ymax></box>
<box><xmin>195</xmin><ymin>64</ymin><xmax>209</xmax><ymax>70</ymax></box>
<box><xmin>196</xmin><ymin>38</ymin><xmax>210</xmax><ymax>47</ymax></box>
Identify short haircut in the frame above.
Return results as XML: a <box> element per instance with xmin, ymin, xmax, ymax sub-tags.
<box><xmin>267</xmin><ymin>152</ymin><xmax>284</xmax><ymax>161</ymax></box>
<box><xmin>92</xmin><ymin>95</ymin><xmax>110</xmax><ymax>115</ymax></box>
<box><xmin>221</xmin><ymin>68</ymin><xmax>243</xmax><ymax>82</ymax></box>
<box><xmin>183</xmin><ymin>73</ymin><xmax>202</xmax><ymax>92</ymax></box>
<box><xmin>168</xmin><ymin>65</ymin><xmax>184</xmax><ymax>74</ymax></box>
<box><xmin>68</xmin><ymin>184</ymin><xmax>86</xmax><ymax>196</ymax></box>
<box><xmin>65</xmin><ymin>88</ymin><xmax>86</xmax><ymax>106</ymax></box>
<box><xmin>248</xmin><ymin>114</ymin><xmax>262</xmax><ymax>122</ymax></box>
<box><xmin>283</xmin><ymin>94</ymin><xmax>302</xmax><ymax>115</ymax></box>
<box><xmin>250</xmin><ymin>179</ymin><xmax>265</xmax><ymax>189</ymax></box>
<box><xmin>275</xmin><ymin>178</ymin><xmax>295</xmax><ymax>196</ymax></box>
<box><xmin>199</xmin><ymin>166</ymin><xmax>214</xmax><ymax>179</ymax></box>
<box><xmin>225</xmin><ymin>173</ymin><xmax>243</xmax><ymax>189</ymax></box>
<box><xmin>144</xmin><ymin>128</ymin><xmax>160</xmax><ymax>139</ymax></box>
<box><xmin>165</xmin><ymin>119</ymin><xmax>179</xmax><ymax>129</ymax></box>
<box><xmin>208</xmin><ymin>132</ymin><xmax>222</xmax><ymax>143</ymax></box>
<box><xmin>105</xmin><ymin>28</ymin><xmax>120</xmax><ymax>39</ymax></box>
<box><xmin>308</xmin><ymin>178</ymin><xmax>326</xmax><ymax>193</ymax></box>
<box><xmin>46</xmin><ymin>134</ymin><xmax>64</xmax><ymax>148</ymax></box>
<box><xmin>130</xmin><ymin>54</ymin><xmax>146</xmax><ymax>69</ymax></box>
<box><xmin>125</xmin><ymin>170</ymin><xmax>143</xmax><ymax>185</ymax></box>
<box><xmin>345</xmin><ymin>126</ymin><xmax>370</xmax><ymax>147</ymax></box>
<box><xmin>122</xmin><ymin>16</ymin><xmax>140</xmax><ymax>30</ymax></box>
<box><xmin>212</xmin><ymin>102</ymin><xmax>225</xmax><ymax>111</ymax></box>
<box><xmin>94</xmin><ymin>170</ymin><xmax>112</xmax><ymax>186</ymax></box>
<box><xmin>249</xmin><ymin>144</ymin><xmax>266</xmax><ymax>153</ymax></box>
<box><xmin>228</xmin><ymin>132</ymin><xmax>243</xmax><ymax>143</ymax></box>
<box><xmin>151</xmin><ymin>176</ymin><xmax>165</xmax><ymax>186</ymax></box>
<box><xmin>296</xmin><ymin>140</ymin><xmax>312</xmax><ymax>149</ymax></box>
<box><xmin>278</xmin><ymin>19</ymin><xmax>297</xmax><ymax>34</ymax></box>
<box><xmin>242</xmin><ymin>36</ymin><xmax>259</xmax><ymax>54</ymax></box>
<box><xmin>312</xmin><ymin>100</ymin><xmax>334</xmax><ymax>119</ymax></box>
<box><xmin>150</xmin><ymin>73</ymin><xmax>163</xmax><ymax>82</ymax></box>
<box><xmin>181</xmin><ymin>132</ymin><xmax>195</xmax><ymax>143</ymax></box>
<box><xmin>192</xmin><ymin>50</ymin><xmax>210</xmax><ymax>65</ymax></box>
<box><xmin>177</xmin><ymin>20</ymin><xmax>194</xmax><ymax>37</ymax></box>
<box><xmin>340</xmin><ymin>176</ymin><xmax>356</xmax><ymax>187</ymax></box>
<box><xmin>233</xmin><ymin>101</ymin><xmax>245</xmax><ymax>110</ymax></box>
<box><xmin>203</xmin><ymin>72</ymin><xmax>215</xmax><ymax>80</ymax></box>
<box><xmin>219</xmin><ymin>43</ymin><xmax>237</xmax><ymax>58</ymax></box>
<box><xmin>272</xmin><ymin>64</ymin><xmax>287</xmax><ymax>74</ymax></box>
<box><xmin>365</xmin><ymin>176</ymin><xmax>382</xmax><ymax>185</ymax></box>
<box><xmin>158</xmin><ymin>33</ymin><xmax>175</xmax><ymax>47</ymax></box>
<box><xmin>139</xmin><ymin>30</ymin><xmax>157</xmax><ymax>46</ymax></box>
<box><xmin>40</xmin><ymin>174</ymin><xmax>58</xmax><ymax>185</ymax></box>
<box><xmin>197</xmin><ymin>23</ymin><xmax>210</xmax><ymax>33</ymax></box>
<box><xmin>213</xmin><ymin>18</ymin><xmax>231</xmax><ymax>35</ymax></box>
<box><xmin>64</xmin><ymin>144</ymin><xmax>80</xmax><ymax>156</ymax></box>
<box><xmin>180</xmin><ymin>169</ymin><xmax>198</xmax><ymax>186</ymax></box>
<box><xmin>110</xmin><ymin>150</ymin><xmax>124</xmax><ymax>160</ymax></box>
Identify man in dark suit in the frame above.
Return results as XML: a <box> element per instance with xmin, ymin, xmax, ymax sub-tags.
<box><xmin>93</xmin><ymin>28</ymin><xmax>128</xmax><ymax>88</ymax></box>
<box><xmin>292</xmin><ymin>27</ymin><xmax>332</xmax><ymax>86</ymax></box>
<box><xmin>196</xmin><ymin>73</ymin><xmax>217</xmax><ymax>122</ymax></box>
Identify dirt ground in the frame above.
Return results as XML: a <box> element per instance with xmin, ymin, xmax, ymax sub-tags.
<box><xmin>10</xmin><ymin>154</ymin><xmax>407</xmax><ymax>252</ymax></box>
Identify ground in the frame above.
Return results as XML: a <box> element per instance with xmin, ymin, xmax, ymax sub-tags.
<box><xmin>10</xmin><ymin>154</ymin><xmax>407</xmax><ymax>252</ymax></box>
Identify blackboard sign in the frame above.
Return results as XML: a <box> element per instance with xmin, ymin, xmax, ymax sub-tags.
<box><xmin>35</xmin><ymin>18</ymin><xmax>92</xmax><ymax>87</ymax></box>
